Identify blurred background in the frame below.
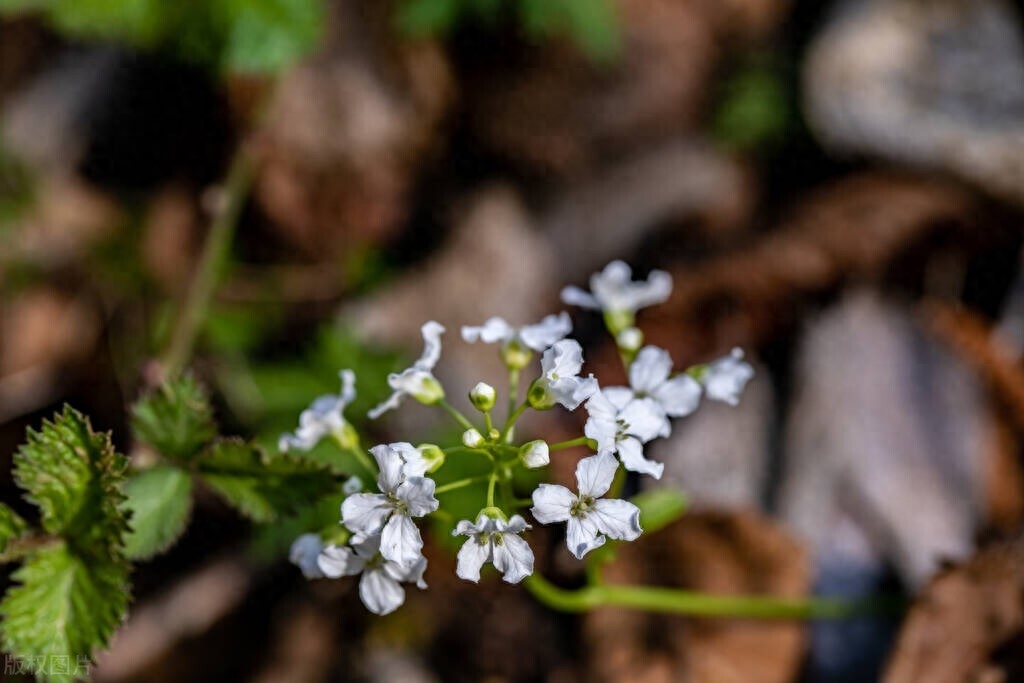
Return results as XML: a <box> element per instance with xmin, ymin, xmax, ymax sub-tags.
<box><xmin>2</xmin><ymin>0</ymin><xmax>1024</xmax><ymax>681</ymax></box>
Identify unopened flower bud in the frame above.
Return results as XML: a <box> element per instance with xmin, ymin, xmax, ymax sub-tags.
<box><xmin>501</xmin><ymin>339</ymin><xmax>533</xmax><ymax>370</ymax></box>
<box><xmin>416</xmin><ymin>443</ymin><xmax>446</xmax><ymax>473</ymax></box>
<box><xmin>527</xmin><ymin>378</ymin><xmax>555</xmax><ymax>410</ymax></box>
<box><xmin>616</xmin><ymin>326</ymin><xmax>643</xmax><ymax>353</ymax></box>
<box><xmin>462</xmin><ymin>428</ymin><xmax>485</xmax><ymax>448</ymax></box>
<box><xmin>342</xmin><ymin>475</ymin><xmax>363</xmax><ymax>495</ymax></box>
<box><xmin>519</xmin><ymin>440</ymin><xmax>550</xmax><ymax>468</ymax></box>
<box><xmin>469</xmin><ymin>382</ymin><xmax>497</xmax><ymax>412</ymax></box>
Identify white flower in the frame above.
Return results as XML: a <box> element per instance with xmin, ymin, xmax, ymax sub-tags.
<box><xmin>452</xmin><ymin>514</ymin><xmax>534</xmax><ymax>584</ymax></box>
<box><xmin>629</xmin><ymin>346</ymin><xmax>701</xmax><ymax>420</ymax></box>
<box><xmin>703</xmin><ymin>348</ymin><xmax>754</xmax><ymax>406</ymax></box>
<box><xmin>279</xmin><ymin>370</ymin><xmax>356</xmax><ymax>452</ymax></box>
<box><xmin>341</xmin><ymin>443</ymin><xmax>439</xmax><ymax>566</ymax></box>
<box><xmin>461</xmin><ymin>312</ymin><xmax>572</xmax><ymax>352</ymax></box>
<box><xmin>528</xmin><ymin>340</ymin><xmax>598</xmax><ymax>410</ymax></box>
<box><xmin>531</xmin><ymin>452</ymin><xmax>642</xmax><ymax>559</ymax></box>
<box><xmin>519</xmin><ymin>440</ymin><xmax>550</xmax><ymax>468</ymax></box>
<box><xmin>318</xmin><ymin>535</ymin><xmax>427</xmax><ymax>615</ymax></box>
<box><xmin>469</xmin><ymin>381</ymin><xmax>497</xmax><ymax>412</ymax></box>
<box><xmin>289</xmin><ymin>533</ymin><xmax>325</xmax><ymax>579</ymax></box>
<box><xmin>368</xmin><ymin>321</ymin><xmax>446</xmax><ymax>419</ymax></box>
<box><xmin>462</xmin><ymin>428</ymin><xmax>485</xmax><ymax>448</ymax></box>
<box><xmin>561</xmin><ymin>261</ymin><xmax>672</xmax><ymax>316</ymax></box>
<box><xmin>584</xmin><ymin>387</ymin><xmax>668</xmax><ymax>479</ymax></box>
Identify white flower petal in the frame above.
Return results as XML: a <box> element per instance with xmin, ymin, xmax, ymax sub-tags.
<box><xmin>493</xmin><ymin>533</ymin><xmax>534</xmax><ymax>583</ymax></box>
<box><xmin>575</xmin><ymin>452</ymin><xmax>619</xmax><ymax>498</ymax></box>
<box><xmin>370</xmin><ymin>444</ymin><xmax>405</xmax><ymax>492</ymax></box>
<box><xmin>566</xmin><ymin>515</ymin><xmax>606</xmax><ymax>559</ymax></box>
<box><xmin>503</xmin><ymin>514</ymin><xmax>531</xmax><ymax>534</ymax></box>
<box><xmin>388</xmin><ymin>441</ymin><xmax>428</xmax><ymax>478</ymax></box>
<box><xmin>290</xmin><ymin>534</ymin><xmax>325</xmax><ymax>578</ymax></box>
<box><xmin>359</xmin><ymin>567</ymin><xmax>406</xmax><ymax>615</ymax></box>
<box><xmin>616</xmin><ymin>437</ymin><xmax>664</xmax><ymax>479</ymax></box>
<box><xmin>592</xmin><ymin>498</ymin><xmax>643</xmax><ymax>542</ymax></box>
<box><xmin>653</xmin><ymin>374</ymin><xmax>702</xmax><ymax>417</ymax></box>
<box><xmin>338</xmin><ymin>369</ymin><xmax>357</xmax><ymax>405</ymax></box>
<box><xmin>385</xmin><ymin>554</ymin><xmax>429</xmax><ymax>589</ymax></box>
<box><xmin>620</xmin><ymin>396</ymin><xmax>669</xmax><ymax>442</ymax></box>
<box><xmin>629</xmin><ymin>346</ymin><xmax>673</xmax><ymax>394</ymax></box>
<box><xmin>519</xmin><ymin>312</ymin><xmax>572</xmax><ymax>351</ymax></box>
<box><xmin>342</xmin><ymin>475</ymin><xmax>363</xmax><ymax>495</ymax></box>
<box><xmin>455</xmin><ymin>536</ymin><xmax>491</xmax><ymax>583</ymax></box>
<box><xmin>380</xmin><ymin>514</ymin><xmax>424</xmax><ymax>566</ymax></box>
<box><xmin>461</xmin><ymin>317</ymin><xmax>514</xmax><ymax>344</ymax></box>
<box><xmin>453</xmin><ymin>518</ymin><xmax>484</xmax><ymax>537</ymax></box>
<box><xmin>368</xmin><ymin>389</ymin><xmax>404</xmax><ymax>419</ymax></box>
<box><xmin>530</xmin><ymin>484</ymin><xmax>576</xmax><ymax>523</ymax></box>
<box><xmin>317</xmin><ymin>544</ymin><xmax>365</xmax><ymax>578</ymax></box>
<box><xmin>560</xmin><ymin>285</ymin><xmax>600</xmax><ymax>309</ymax></box>
<box><xmin>415</xmin><ymin>321</ymin><xmax>445</xmax><ymax>371</ymax></box>
<box><xmin>397</xmin><ymin>477</ymin><xmax>439</xmax><ymax>517</ymax></box>
<box><xmin>704</xmin><ymin>348</ymin><xmax>754</xmax><ymax>405</ymax></box>
<box><xmin>549</xmin><ymin>376</ymin><xmax>597</xmax><ymax>410</ymax></box>
<box><xmin>341</xmin><ymin>493</ymin><xmax>392</xmax><ymax>537</ymax></box>
<box><xmin>626</xmin><ymin>269</ymin><xmax>672</xmax><ymax>310</ymax></box>
<box><xmin>544</xmin><ymin>339</ymin><xmax>585</xmax><ymax>378</ymax></box>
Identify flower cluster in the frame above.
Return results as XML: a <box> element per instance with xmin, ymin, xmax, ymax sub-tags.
<box><xmin>283</xmin><ymin>260</ymin><xmax>754</xmax><ymax>614</ymax></box>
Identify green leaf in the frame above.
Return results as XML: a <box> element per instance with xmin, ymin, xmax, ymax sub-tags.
<box><xmin>631</xmin><ymin>488</ymin><xmax>688</xmax><ymax>535</ymax></box>
<box><xmin>132</xmin><ymin>375</ymin><xmax>216</xmax><ymax>461</ymax></box>
<box><xmin>14</xmin><ymin>406</ymin><xmax>129</xmax><ymax>549</ymax></box>
<box><xmin>395</xmin><ymin>0</ymin><xmax>461</xmax><ymax>36</ymax></box>
<box><xmin>0</xmin><ymin>504</ymin><xmax>28</xmax><ymax>554</ymax></box>
<box><xmin>198</xmin><ymin>439</ymin><xmax>338</xmax><ymax>522</ymax></box>
<box><xmin>219</xmin><ymin>0</ymin><xmax>325</xmax><ymax>74</ymax></box>
<box><xmin>121</xmin><ymin>466</ymin><xmax>193</xmax><ymax>560</ymax></box>
<box><xmin>1</xmin><ymin>544</ymin><xmax>129</xmax><ymax>683</ymax></box>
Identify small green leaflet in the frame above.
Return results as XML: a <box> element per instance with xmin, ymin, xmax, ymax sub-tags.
<box><xmin>1</xmin><ymin>544</ymin><xmax>129</xmax><ymax>683</ymax></box>
<box><xmin>13</xmin><ymin>406</ymin><xmax>128</xmax><ymax>549</ymax></box>
<box><xmin>0</xmin><ymin>504</ymin><xmax>27</xmax><ymax>555</ymax></box>
<box><xmin>132</xmin><ymin>375</ymin><xmax>216</xmax><ymax>462</ymax></box>
<box><xmin>121</xmin><ymin>465</ymin><xmax>193</xmax><ymax>560</ymax></box>
<box><xmin>198</xmin><ymin>439</ymin><xmax>338</xmax><ymax>522</ymax></box>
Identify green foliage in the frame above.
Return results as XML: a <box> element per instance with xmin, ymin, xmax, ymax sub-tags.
<box><xmin>397</xmin><ymin>0</ymin><xmax>620</xmax><ymax>61</ymax></box>
<box><xmin>0</xmin><ymin>0</ymin><xmax>326</xmax><ymax>74</ymax></box>
<box><xmin>2</xmin><ymin>407</ymin><xmax>130</xmax><ymax>682</ymax></box>
<box><xmin>1</xmin><ymin>544</ymin><xmax>129</xmax><ymax>683</ymax></box>
<box><xmin>0</xmin><ymin>504</ymin><xmax>28</xmax><ymax>554</ymax></box>
<box><xmin>712</xmin><ymin>56</ymin><xmax>793</xmax><ymax>152</ymax></box>
<box><xmin>13</xmin><ymin>406</ymin><xmax>129</xmax><ymax>551</ymax></box>
<box><xmin>121</xmin><ymin>465</ymin><xmax>193</xmax><ymax>560</ymax></box>
<box><xmin>131</xmin><ymin>375</ymin><xmax>216</xmax><ymax>461</ymax></box>
<box><xmin>630</xmin><ymin>488</ymin><xmax>687</xmax><ymax>535</ymax></box>
<box><xmin>198</xmin><ymin>439</ymin><xmax>339</xmax><ymax>522</ymax></box>
<box><xmin>248</xmin><ymin>492</ymin><xmax>346</xmax><ymax>563</ymax></box>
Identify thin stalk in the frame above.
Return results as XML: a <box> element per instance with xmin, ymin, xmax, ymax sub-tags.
<box><xmin>501</xmin><ymin>401</ymin><xmax>529</xmax><ymax>442</ymax></box>
<box><xmin>550</xmin><ymin>436</ymin><xmax>593</xmax><ymax>452</ymax></box>
<box><xmin>523</xmin><ymin>573</ymin><xmax>901</xmax><ymax>619</ymax></box>
<box><xmin>507</xmin><ymin>368</ymin><xmax>520</xmax><ymax>422</ymax></box>
<box><xmin>162</xmin><ymin>149</ymin><xmax>255</xmax><ymax>379</ymax></box>
<box><xmin>438</xmin><ymin>399</ymin><xmax>476</xmax><ymax>432</ymax></box>
<box><xmin>435</xmin><ymin>475</ymin><xmax>491</xmax><ymax>495</ymax></box>
<box><xmin>486</xmin><ymin>472</ymin><xmax>497</xmax><ymax>508</ymax></box>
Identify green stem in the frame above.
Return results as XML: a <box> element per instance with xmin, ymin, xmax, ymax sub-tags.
<box><xmin>508</xmin><ymin>368</ymin><xmax>520</xmax><ymax>422</ymax></box>
<box><xmin>486</xmin><ymin>472</ymin><xmax>497</xmax><ymax>508</ymax></box>
<box><xmin>345</xmin><ymin>445</ymin><xmax>377</xmax><ymax>480</ymax></box>
<box><xmin>550</xmin><ymin>436</ymin><xmax>593</xmax><ymax>451</ymax></box>
<box><xmin>501</xmin><ymin>401</ymin><xmax>529</xmax><ymax>442</ymax></box>
<box><xmin>523</xmin><ymin>573</ymin><xmax>900</xmax><ymax>619</ymax></box>
<box><xmin>439</xmin><ymin>399</ymin><xmax>476</xmax><ymax>432</ymax></box>
<box><xmin>162</xmin><ymin>148</ymin><xmax>255</xmax><ymax>379</ymax></box>
<box><xmin>434</xmin><ymin>475</ymin><xmax>491</xmax><ymax>495</ymax></box>
<box><xmin>484</xmin><ymin>411</ymin><xmax>494</xmax><ymax>436</ymax></box>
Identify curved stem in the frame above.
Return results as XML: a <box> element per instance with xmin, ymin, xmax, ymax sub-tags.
<box><xmin>523</xmin><ymin>573</ymin><xmax>901</xmax><ymax>619</ymax></box>
<box><xmin>486</xmin><ymin>472</ymin><xmax>497</xmax><ymax>508</ymax></box>
<box><xmin>162</xmin><ymin>149</ymin><xmax>255</xmax><ymax>379</ymax></box>
<box><xmin>435</xmin><ymin>475</ymin><xmax>491</xmax><ymax>495</ymax></box>
<box><xmin>438</xmin><ymin>399</ymin><xmax>476</xmax><ymax>432</ymax></box>
<box><xmin>344</xmin><ymin>444</ymin><xmax>377</xmax><ymax>479</ymax></box>
<box><xmin>550</xmin><ymin>436</ymin><xmax>593</xmax><ymax>452</ymax></box>
<box><xmin>501</xmin><ymin>401</ymin><xmax>529</xmax><ymax>442</ymax></box>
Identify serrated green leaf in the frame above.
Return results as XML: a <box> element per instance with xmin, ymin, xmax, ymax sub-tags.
<box><xmin>121</xmin><ymin>466</ymin><xmax>193</xmax><ymax>560</ymax></box>
<box><xmin>0</xmin><ymin>504</ymin><xmax>28</xmax><ymax>554</ymax></box>
<box><xmin>14</xmin><ymin>406</ymin><xmax>129</xmax><ymax>549</ymax></box>
<box><xmin>132</xmin><ymin>375</ymin><xmax>216</xmax><ymax>461</ymax></box>
<box><xmin>198</xmin><ymin>439</ymin><xmax>338</xmax><ymax>522</ymax></box>
<box><xmin>1</xmin><ymin>543</ymin><xmax>129</xmax><ymax>683</ymax></box>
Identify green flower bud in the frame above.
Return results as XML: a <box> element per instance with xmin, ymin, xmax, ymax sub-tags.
<box><xmin>333</xmin><ymin>421</ymin><xmax>361</xmax><ymax>452</ymax></box>
<box><xmin>501</xmin><ymin>339</ymin><xmax>533</xmax><ymax>370</ymax></box>
<box><xmin>469</xmin><ymin>381</ymin><xmax>497</xmax><ymax>412</ymax></box>
<box><xmin>462</xmin><ymin>428</ymin><xmax>485</xmax><ymax>448</ymax></box>
<box><xmin>411</xmin><ymin>375</ymin><xmax>445</xmax><ymax>405</ymax></box>
<box><xmin>527</xmin><ymin>378</ymin><xmax>555</xmax><ymax>410</ymax></box>
<box><xmin>416</xmin><ymin>443</ymin><xmax>446</xmax><ymax>473</ymax></box>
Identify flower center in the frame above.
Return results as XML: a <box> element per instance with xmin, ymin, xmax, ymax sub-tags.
<box><xmin>570</xmin><ymin>495</ymin><xmax>595</xmax><ymax>518</ymax></box>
